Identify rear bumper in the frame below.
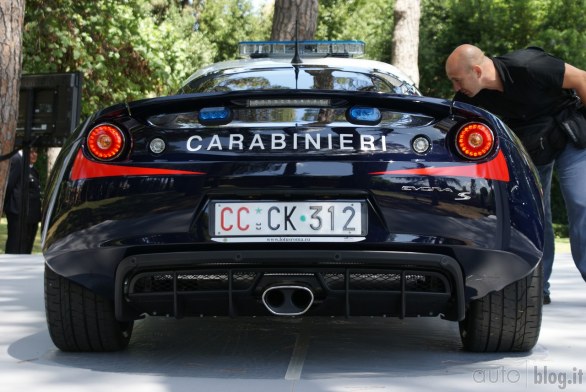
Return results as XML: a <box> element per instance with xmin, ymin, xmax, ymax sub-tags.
<box><xmin>44</xmin><ymin>244</ymin><xmax>538</xmax><ymax>323</ymax></box>
<box><xmin>114</xmin><ymin>250</ymin><xmax>467</xmax><ymax>322</ymax></box>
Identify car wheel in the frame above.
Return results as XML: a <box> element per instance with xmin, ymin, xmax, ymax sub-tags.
<box><xmin>459</xmin><ymin>262</ymin><xmax>543</xmax><ymax>352</ymax></box>
<box><xmin>44</xmin><ymin>265</ymin><xmax>133</xmax><ymax>352</ymax></box>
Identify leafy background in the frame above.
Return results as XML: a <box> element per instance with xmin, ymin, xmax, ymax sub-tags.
<box><xmin>20</xmin><ymin>0</ymin><xmax>586</xmax><ymax>234</ymax></box>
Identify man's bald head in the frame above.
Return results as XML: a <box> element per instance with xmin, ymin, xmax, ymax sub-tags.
<box><xmin>445</xmin><ymin>44</ymin><xmax>494</xmax><ymax>97</ymax></box>
<box><xmin>446</xmin><ymin>44</ymin><xmax>485</xmax><ymax>73</ymax></box>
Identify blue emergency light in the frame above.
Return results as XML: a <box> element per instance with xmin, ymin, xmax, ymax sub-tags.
<box><xmin>346</xmin><ymin>106</ymin><xmax>382</xmax><ymax>125</ymax></box>
<box><xmin>239</xmin><ymin>40</ymin><xmax>365</xmax><ymax>58</ymax></box>
<box><xmin>198</xmin><ymin>107</ymin><xmax>233</xmax><ymax>125</ymax></box>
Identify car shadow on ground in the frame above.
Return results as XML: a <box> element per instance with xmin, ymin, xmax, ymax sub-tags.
<box><xmin>8</xmin><ymin>315</ymin><xmax>539</xmax><ymax>380</ymax></box>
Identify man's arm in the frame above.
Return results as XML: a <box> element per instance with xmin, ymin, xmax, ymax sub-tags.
<box><xmin>563</xmin><ymin>63</ymin><xmax>586</xmax><ymax>103</ymax></box>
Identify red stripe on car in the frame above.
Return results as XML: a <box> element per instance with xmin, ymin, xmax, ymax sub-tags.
<box><xmin>70</xmin><ymin>150</ymin><xmax>205</xmax><ymax>180</ymax></box>
<box><xmin>369</xmin><ymin>150</ymin><xmax>510</xmax><ymax>182</ymax></box>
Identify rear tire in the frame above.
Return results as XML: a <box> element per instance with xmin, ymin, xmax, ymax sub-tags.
<box><xmin>459</xmin><ymin>262</ymin><xmax>542</xmax><ymax>352</ymax></box>
<box><xmin>44</xmin><ymin>265</ymin><xmax>133</xmax><ymax>352</ymax></box>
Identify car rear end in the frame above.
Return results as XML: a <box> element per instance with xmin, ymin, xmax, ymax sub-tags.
<box><xmin>43</xmin><ymin>89</ymin><xmax>542</xmax><ymax>314</ymax></box>
<box><xmin>42</xmin><ymin>42</ymin><xmax>544</xmax><ymax>352</ymax></box>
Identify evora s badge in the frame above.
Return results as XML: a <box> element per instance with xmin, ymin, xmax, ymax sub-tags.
<box><xmin>401</xmin><ymin>186</ymin><xmax>472</xmax><ymax>200</ymax></box>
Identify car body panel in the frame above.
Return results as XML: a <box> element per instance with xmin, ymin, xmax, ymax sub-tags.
<box><xmin>42</xmin><ymin>56</ymin><xmax>543</xmax><ymax>328</ymax></box>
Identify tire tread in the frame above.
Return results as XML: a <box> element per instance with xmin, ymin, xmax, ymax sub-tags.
<box><xmin>44</xmin><ymin>265</ymin><xmax>133</xmax><ymax>352</ymax></box>
<box><xmin>459</xmin><ymin>263</ymin><xmax>543</xmax><ymax>352</ymax></box>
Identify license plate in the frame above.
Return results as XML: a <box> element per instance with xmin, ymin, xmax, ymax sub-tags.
<box><xmin>211</xmin><ymin>201</ymin><xmax>367</xmax><ymax>239</ymax></box>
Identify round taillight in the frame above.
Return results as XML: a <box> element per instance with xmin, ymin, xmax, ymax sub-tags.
<box><xmin>455</xmin><ymin>123</ymin><xmax>494</xmax><ymax>160</ymax></box>
<box><xmin>87</xmin><ymin>124</ymin><xmax>125</xmax><ymax>160</ymax></box>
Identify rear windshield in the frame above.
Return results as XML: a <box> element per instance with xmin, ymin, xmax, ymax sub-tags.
<box><xmin>179</xmin><ymin>68</ymin><xmax>417</xmax><ymax>95</ymax></box>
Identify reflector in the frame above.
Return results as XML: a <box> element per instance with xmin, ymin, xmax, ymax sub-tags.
<box><xmin>149</xmin><ymin>137</ymin><xmax>166</xmax><ymax>154</ymax></box>
<box><xmin>412</xmin><ymin>136</ymin><xmax>431</xmax><ymax>154</ymax></box>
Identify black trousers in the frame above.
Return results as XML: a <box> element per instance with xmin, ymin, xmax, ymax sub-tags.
<box><xmin>4</xmin><ymin>211</ymin><xmax>38</xmax><ymax>254</ymax></box>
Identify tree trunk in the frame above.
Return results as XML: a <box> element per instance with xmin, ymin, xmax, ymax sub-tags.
<box><xmin>0</xmin><ymin>0</ymin><xmax>25</xmax><ymax>216</ymax></box>
<box><xmin>47</xmin><ymin>147</ymin><xmax>62</xmax><ymax>175</ymax></box>
<box><xmin>391</xmin><ymin>0</ymin><xmax>420</xmax><ymax>87</ymax></box>
<box><xmin>271</xmin><ymin>0</ymin><xmax>318</xmax><ymax>40</ymax></box>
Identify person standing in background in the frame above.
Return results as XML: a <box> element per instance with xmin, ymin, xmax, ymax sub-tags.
<box><xmin>3</xmin><ymin>148</ymin><xmax>42</xmax><ymax>254</ymax></box>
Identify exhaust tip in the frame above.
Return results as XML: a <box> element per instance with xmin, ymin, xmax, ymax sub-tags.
<box><xmin>262</xmin><ymin>285</ymin><xmax>314</xmax><ymax>316</ymax></box>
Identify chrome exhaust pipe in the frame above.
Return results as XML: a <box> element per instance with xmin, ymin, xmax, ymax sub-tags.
<box><xmin>261</xmin><ymin>285</ymin><xmax>314</xmax><ymax>316</ymax></box>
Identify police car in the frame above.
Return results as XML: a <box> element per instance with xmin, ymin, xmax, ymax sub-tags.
<box><xmin>42</xmin><ymin>41</ymin><xmax>544</xmax><ymax>352</ymax></box>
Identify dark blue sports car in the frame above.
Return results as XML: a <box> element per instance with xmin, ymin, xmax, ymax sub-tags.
<box><xmin>42</xmin><ymin>41</ymin><xmax>544</xmax><ymax>352</ymax></box>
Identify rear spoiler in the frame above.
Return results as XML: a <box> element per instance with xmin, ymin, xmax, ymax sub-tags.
<box><xmin>97</xmin><ymin>90</ymin><xmax>455</xmax><ymax>122</ymax></box>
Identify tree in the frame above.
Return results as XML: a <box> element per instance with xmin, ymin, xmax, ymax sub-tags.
<box><xmin>391</xmin><ymin>0</ymin><xmax>420</xmax><ymax>86</ymax></box>
<box><xmin>21</xmin><ymin>0</ymin><xmax>212</xmax><ymax>117</ymax></box>
<box><xmin>197</xmin><ymin>0</ymin><xmax>271</xmax><ymax>62</ymax></box>
<box><xmin>535</xmin><ymin>0</ymin><xmax>586</xmax><ymax>68</ymax></box>
<box><xmin>0</xmin><ymin>0</ymin><xmax>25</xmax><ymax>216</ymax></box>
<box><xmin>21</xmin><ymin>0</ymin><xmax>270</xmax><ymax>119</ymax></box>
<box><xmin>271</xmin><ymin>0</ymin><xmax>318</xmax><ymax>40</ymax></box>
<box><xmin>316</xmin><ymin>0</ymin><xmax>394</xmax><ymax>61</ymax></box>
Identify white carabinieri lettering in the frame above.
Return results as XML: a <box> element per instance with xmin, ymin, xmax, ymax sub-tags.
<box><xmin>187</xmin><ymin>135</ymin><xmax>202</xmax><ymax>151</ymax></box>
<box><xmin>249</xmin><ymin>134</ymin><xmax>265</xmax><ymax>150</ymax></box>
<box><xmin>339</xmin><ymin>134</ymin><xmax>353</xmax><ymax>150</ymax></box>
<box><xmin>272</xmin><ymin>134</ymin><xmax>286</xmax><ymax>149</ymax></box>
<box><xmin>229</xmin><ymin>134</ymin><xmax>244</xmax><ymax>150</ymax></box>
<box><xmin>185</xmin><ymin>132</ymin><xmax>389</xmax><ymax>152</ymax></box>
<box><xmin>207</xmin><ymin>134</ymin><xmax>222</xmax><ymax>150</ymax></box>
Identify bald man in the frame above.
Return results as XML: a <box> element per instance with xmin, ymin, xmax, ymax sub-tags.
<box><xmin>446</xmin><ymin>45</ymin><xmax>586</xmax><ymax>305</ymax></box>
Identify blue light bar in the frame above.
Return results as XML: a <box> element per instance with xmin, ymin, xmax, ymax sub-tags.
<box><xmin>239</xmin><ymin>40</ymin><xmax>365</xmax><ymax>58</ymax></box>
<box><xmin>198</xmin><ymin>107</ymin><xmax>233</xmax><ymax>125</ymax></box>
<box><xmin>346</xmin><ymin>106</ymin><xmax>382</xmax><ymax>125</ymax></box>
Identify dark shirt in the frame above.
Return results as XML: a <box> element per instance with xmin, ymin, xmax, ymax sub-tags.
<box><xmin>454</xmin><ymin>47</ymin><xmax>574</xmax><ymax>130</ymax></box>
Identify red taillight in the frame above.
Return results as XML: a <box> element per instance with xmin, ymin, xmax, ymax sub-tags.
<box><xmin>87</xmin><ymin>124</ymin><xmax>125</xmax><ymax>160</ymax></box>
<box><xmin>455</xmin><ymin>122</ymin><xmax>494</xmax><ymax>160</ymax></box>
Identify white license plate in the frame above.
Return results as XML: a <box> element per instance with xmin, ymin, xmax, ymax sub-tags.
<box><xmin>211</xmin><ymin>201</ymin><xmax>367</xmax><ymax>238</ymax></box>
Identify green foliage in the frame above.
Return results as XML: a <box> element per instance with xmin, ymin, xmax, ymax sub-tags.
<box><xmin>24</xmin><ymin>0</ymin><xmax>157</xmax><ymax>116</ymax></box>
<box><xmin>418</xmin><ymin>0</ymin><xmax>452</xmax><ymax>97</ymax></box>
<box><xmin>418</xmin><ymin>0</ymin><xmax>586</xmax><ymax>98</ymax></box>
<box><xmin>535</xmin><ymin>0</ymin><xmax>586</xmax><ymax>68</ymax></box>
<box><xmin>197</xmin><ymin>0</ymin><xmax>272</xmax><ymax>62</ymax></box>
<box><xmin>316</xmin><ymin>0</ymin><xmax>394</xmax><ymax>62</ymax></box>
<box><xmin>136</xmin><ymin>2</ymin><xmax>215</xmax><ymax>96</ymax></box>
<box><xmin>21</xmin><ymin>0</ymin><xmax>270</xmax><ymax>118</ymax></box>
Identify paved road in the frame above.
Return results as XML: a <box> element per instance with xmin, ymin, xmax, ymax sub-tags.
<box><xmin>1</xmin><ymin>253</ymin><xmax>585</xmax><ymax>392</ymax></box>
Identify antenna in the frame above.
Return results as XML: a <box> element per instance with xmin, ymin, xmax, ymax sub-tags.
<box><xmin>291</xmin><ymin>16</ymin><xmax>302</xmax><ymax>89</ymax></box>
<box><xmin>291</xmin><ymin>18</ymin><xmax>302</xmax><ymax>65</ymax></box>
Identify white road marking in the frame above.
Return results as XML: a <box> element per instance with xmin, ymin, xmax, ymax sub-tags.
<box><xmin>284</xmin><ymin>331</ymin><xmax>311</xmax><ymax>380</ymax></box>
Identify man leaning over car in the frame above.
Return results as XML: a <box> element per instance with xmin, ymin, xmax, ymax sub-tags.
<box><xmin>445</xmin><ymin>44</ymin><xmax>586</xmax><ymax>305</ymax></box>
